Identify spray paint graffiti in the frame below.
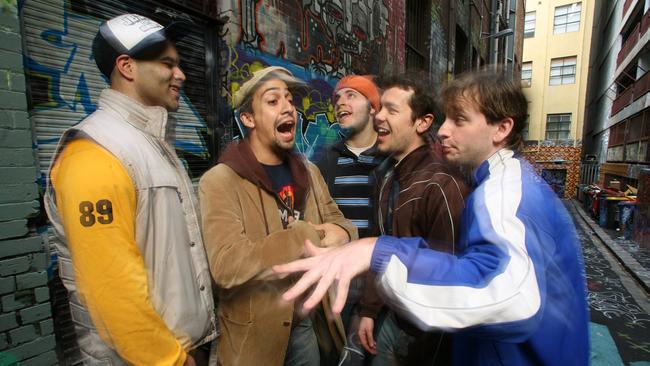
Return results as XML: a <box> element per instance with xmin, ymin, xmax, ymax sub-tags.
<box><xmin>220</xmin><ymin>0</ymin><xmax>397</xmax><ymax>160</ymax></box>
<box><xmin>19</xmin><ymin>0</ymin><xmax>211</xmax><ymax>182</ymax></box>
<box><xmin>229</xmin><ymin>0</ymin><xmax>389</xmax><ymax>76</ymax></box>
<box><xmin>227</xmin><ymin>49</ymin><xmax>343</xmax><ymax>160</ymax></box>
<box><xmin>20</xmin><ymin>0</ymin><xmax>400</xmax><ymax>178</ymax></box>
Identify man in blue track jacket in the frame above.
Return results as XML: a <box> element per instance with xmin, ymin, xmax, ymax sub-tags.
<box><xmin>275</xmin><ymin>70</ymin><xmax>590</xmax><ymax>366</ymax></box>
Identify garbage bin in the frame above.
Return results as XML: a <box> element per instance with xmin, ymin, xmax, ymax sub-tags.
<box><xmin>599</xmin><ymin>197</ymin><xmax>619</xmax><ymax>229</ymax></box>
<box><xmin>617</xmin><ymin>201</ymin><xmax>635</xmax><ymax>240</ymax></box>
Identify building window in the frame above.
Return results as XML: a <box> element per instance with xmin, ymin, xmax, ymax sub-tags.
<box><xmin>615</xmin><ymin>112</ymin><xmax>649</xmax><ymax>162</ymax></box>
<box><xmin>521</xmin><ymin>62</ymin><xmax>532</xmax><ymax>87</ymax></box>
<box><xmin>607</xmin><ymin>146</ymin><xmax>624</xmax><ymax>161</ymax></box>
<box><xmin>524</xmin><ymin>11</ymin><xmax>536</xmax><ymax>38</ymax></box>
<box><xmin>554</xmin><ymin>2</ymin><xmax>581</xmax><ymax>34</ymax></box>
<box><xmin>546</xmin><ymin>113</ymin><xmax>571</xmax><ymax>140</ymax></box>
<box><xmin>405</xmin><ymin>0</ymin><xmax>429</xmax><ymax>71</ymax></box>
<box><xmin>549</xmin><ymin>56</ymin><xmax>576</xmax><ymax>85</ymax></box>
<box><xmin>626</xmin><ymin>142</ymin><xmax>640</xmax><ymax>161</ymax></box>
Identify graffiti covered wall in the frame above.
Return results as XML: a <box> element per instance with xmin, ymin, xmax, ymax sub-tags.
<box><xmin>219</xmin><ymin>0</ymin><xmax>404</xmax><ymax>159</ymax></box>
<box><xmin>21</xmin><ymin>0</ymin><xmax>216</xmax><ymax>182</ymax></box>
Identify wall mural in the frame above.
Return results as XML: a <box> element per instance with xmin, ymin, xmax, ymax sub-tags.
<box><xmin>19</xmin><ymin>0</ymin><xmax>211</xmax><ymax>183</ymax></box>
<box><xmin>227</xmin><ymin>0</ymin><xmax>391</xmax><ymax>77</ymax></box>
<box><xmin>220</xmin><ymin>0</ymin><xmax>399</xmax><ymax>161</ymax></box>
<box><xmin>19</xmin><ymin>0</ymin><xmax>401</xmax><ymax>187</ymax></box>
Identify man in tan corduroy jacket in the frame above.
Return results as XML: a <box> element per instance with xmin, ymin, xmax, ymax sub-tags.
<box><xmin>199</xmin><ymin>66</ymin><xmax>357</xmax><ymax>366</ymax></box>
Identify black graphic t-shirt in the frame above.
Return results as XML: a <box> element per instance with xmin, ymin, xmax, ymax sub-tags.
<box><xmin>263</xmin><ymin>162</ymin><xmax>300</xmax><ymax>228</ymax></box>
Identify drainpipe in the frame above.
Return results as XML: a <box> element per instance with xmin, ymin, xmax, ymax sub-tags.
<box><xmin>489</xmin><ymin>0</ymin><xmax>496</xmax><ymax>65</ymax></box>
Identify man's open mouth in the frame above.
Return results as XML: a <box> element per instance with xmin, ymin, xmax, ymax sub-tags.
<box><xmin>276</xmin><ymin>121</ymin><xmax>295</xmax><ymax>134</ymax></box>
<box><xmin>337</xmin><ymin>111</ymin><xmax>351</xmax><ymax>119</ymax></box>
<box><xmin>376</xmin><ymin>127</ymin><xmax>390</xmax><ymax>136</ymax></box>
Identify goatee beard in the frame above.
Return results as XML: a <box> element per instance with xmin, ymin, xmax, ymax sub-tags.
<box><xmin>271</xmin><ymin>142</ymin><xmax>293</xmax><ymax>158</ymax></box>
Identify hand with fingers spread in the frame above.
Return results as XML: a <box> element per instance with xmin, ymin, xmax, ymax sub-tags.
<box><xmin>357</xmin><ymin>316</ymin><xmax>377</xmax><ymax>355</ymax></box>
<box><xmin>309</xmin><ymin>222</ymin><xmax>350</xmax><ymax>247</ymax></box>
<box><xmin>273</xmin><ymin>237</ymin><xmax>377</xmax><ymax>313</ymax></box>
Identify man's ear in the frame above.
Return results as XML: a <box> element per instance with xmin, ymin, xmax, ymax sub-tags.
<box><xmin>493</xmin><ymin>117</ymin><xmax>514</xmax><ymax>145</ymax></box>
<box><xmin>240</xmin><ymin>111</ymin><xmax>255</xmax><ymax>129</ymax></box>
<box><xmin>416</xmin><ymin>114</ymin><xmax>434</xmax><ymax>134</ymax></box>
<box><xmin>115</xmin><ymin>55</ymin><xmax>136</xmax><ymax>81</ymax></box>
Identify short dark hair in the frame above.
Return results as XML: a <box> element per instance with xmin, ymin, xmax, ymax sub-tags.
<box><xmin>442</xmin><ymin>70</ymin><xmax>528</xmax><ymax>150</ymax></box>
<box><xmin>376</xmin><ymin>72</ymin><xmax>442</xmax><ymax>124</ymax></box>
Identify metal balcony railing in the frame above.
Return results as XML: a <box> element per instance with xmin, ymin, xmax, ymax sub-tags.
<box><xmin>617</xmin><ymin>23</ymin><xmax>641</xmax><ymax>66</ymax></box>
<box><xmin>642</xmin><ymin>9</ymin><xmax>650</xmax><ymax>36</ymax></box>
<box><xmin>612</xmin><ymin>85</ymin><xmax>635</xmax><ymax>116</ymax></box>
<box><xmin>617</xmin><ymin>8</ymin><xmax>650</xmax><ymax>67</ymax></box>
<box><xmin>634</xmin><ymin>70</ymin><xmax>650</xmax><ymax>101</ymax></box>
<box><xmin>611</xmin><ymin>71</ymin><xmax>650</xmax><ymax>116</ymax></box>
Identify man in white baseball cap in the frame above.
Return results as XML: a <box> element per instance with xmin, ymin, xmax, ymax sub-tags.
<box><xmin>44</xmin><ymin>13</ymin><xmax>216</xmax><ymax>365</ymax></box>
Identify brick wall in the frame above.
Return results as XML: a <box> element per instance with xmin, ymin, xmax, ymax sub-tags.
<box><xmin>0</xmin><ymin>3</ymin><xmax>56</xmax><ymax>365</ymax></box>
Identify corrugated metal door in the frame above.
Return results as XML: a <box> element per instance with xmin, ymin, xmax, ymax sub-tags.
<box><xmin>22</xmin><ymin>0</ymin><xmax>220</xmax><ymax>184</ymax></box>
<box><xmin>20</xmin><ymin>0</ymin><xmax>222</xmax><ymax>362</ymax></box>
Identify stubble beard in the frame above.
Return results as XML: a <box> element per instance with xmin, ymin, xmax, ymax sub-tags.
<box><xmin>340</xmin><ymin>113</ymin><xmax>370</xmax><ymax>140</ymax></box>
<box><xmin>271</xmin><ymin>136</ymin><xmax>295</xmax><ymax>157</ymax></box>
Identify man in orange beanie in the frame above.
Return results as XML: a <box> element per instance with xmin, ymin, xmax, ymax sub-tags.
<box><xmin>315</xmin><ymin>75</ymin><xmax>386</xmax><ymax>364</ymax></box>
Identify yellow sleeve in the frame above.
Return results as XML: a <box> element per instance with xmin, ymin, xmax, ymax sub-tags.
<box><xmin>51</xmin><ymin>139</ymin><xmax>187</xmax><ymax>366</ymax></box>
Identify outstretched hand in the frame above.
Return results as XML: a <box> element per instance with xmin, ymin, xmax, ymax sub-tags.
<box><xmin>273</xmin><ymin>237</ymin><xmax>377</xmax><ymax>313</ymax></box>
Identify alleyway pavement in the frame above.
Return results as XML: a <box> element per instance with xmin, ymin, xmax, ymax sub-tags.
<box><xmin>567</xmin><ymin>200</ymin><xmax>650</xmax><ymax>365</ymax></box>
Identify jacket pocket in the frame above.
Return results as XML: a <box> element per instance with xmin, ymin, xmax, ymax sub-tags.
<box><xmin>221</xmin><ymin>295</ymin><xmax>253</xmax><ymax>325</ymax></box>
<box><xmin>218</xmin><ymin>310</ymin><xmax>253</xmax><ymax>363</ymax></box>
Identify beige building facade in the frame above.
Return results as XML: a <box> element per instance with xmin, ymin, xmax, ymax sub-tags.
<box><xmin>521</xmin><ymin>0</ymin><xmax>595</xmax><ymax>198</ymax></box>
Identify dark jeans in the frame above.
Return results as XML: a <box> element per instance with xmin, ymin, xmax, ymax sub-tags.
<box><xmin>285</xmin><ymin>316</ymin><xmax>320</xmax><ymax>366</ymax></box>
<box><xmin>371</xmin><ymin>312</ymin><xmax>451</xmax><ymax>366</ymax></box>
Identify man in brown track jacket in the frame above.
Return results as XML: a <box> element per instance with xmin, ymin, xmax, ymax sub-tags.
<box><xmin>357</xmin><ymin>74</ymin><xmax>471</xmax><ymax>365</ymax></box>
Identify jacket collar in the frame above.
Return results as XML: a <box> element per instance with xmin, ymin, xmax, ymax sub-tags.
<box><xmin>218</xmin><ymin>139</ymin><xmax>310</xmax><ymax>208</ymax></box>
<box><xmin>473</xmin><ymin>148</ymin><xmax>514</xmax><ymax>185</ymax></box>
<box><xmin>332</xmin><ymin>139</ymin><xmax>381</xmax><ymax>158</ymax></box>
<box><xmin>393</xmin><ymin>144</ymin><xmax>441</xmax><ymax>180</ymax></box>
<box><xmin>98</xmin><ymin>88</ymin><xmax>170</xmax><ymax>140</ymax></box>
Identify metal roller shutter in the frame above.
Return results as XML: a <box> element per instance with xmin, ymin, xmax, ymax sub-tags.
<box><xmin>20</xmin><ymin>1</ymin><xmax>223</xmax><ymax>362</ymax></box>
<box><xmin>22</xmin><ymin>0</ymin><xmax>221</xmax><ymax>184</ymax></box>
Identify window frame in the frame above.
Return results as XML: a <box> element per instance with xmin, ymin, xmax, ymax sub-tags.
<box><xmin>545</xmin><ymin>113</ymin><xmax>572</xmax><ymax>140</ymax></box>
<box><xmin>549</xmin><ymin>56</ymin><xmax>577</xmax><ymax>85</ymax></box>
<box><xmin>553</xmin><ymin>2</ymin><xmax>581</xmax><ymax>34</ymax></box>
<box><xmin>524</xmin><ymin>11</ymin><xmax>536</xmax><ymax>38</ymax></box>
<box><xmin>521</xmin><ymin>62</ymin><xmax>532</xmax><ymax>87</ymax></box>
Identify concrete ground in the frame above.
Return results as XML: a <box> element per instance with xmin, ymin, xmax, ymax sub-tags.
<box><xmin>568</xmin><ymin>200</ymin><xmax>650</xmax><ymax>365</ymax></box>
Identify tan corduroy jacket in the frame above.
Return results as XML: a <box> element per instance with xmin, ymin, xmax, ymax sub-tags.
<box><xmin>199</xmin><ymin>140</ymin><xmax>358</xmax><ymax>366</ymax></box>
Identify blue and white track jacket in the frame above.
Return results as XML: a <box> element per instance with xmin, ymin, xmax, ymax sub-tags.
<box><xmin>370</xmin><ymin>149</ymin><xmax>589</xmax><ymax>365</ymax></box>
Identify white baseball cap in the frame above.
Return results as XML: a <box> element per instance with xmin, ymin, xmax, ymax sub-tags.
<box><xmin>93</xmin><ymin>14</ymin><xmax>187</xmax><ymax>77</ymax></box>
